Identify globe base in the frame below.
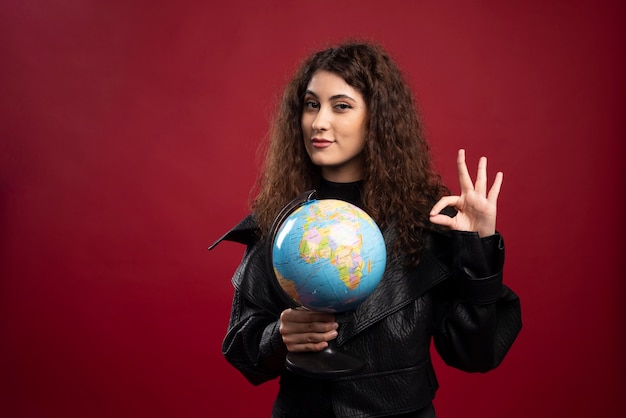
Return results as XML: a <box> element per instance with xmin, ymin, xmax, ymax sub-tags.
<box><xmin>285</xmin><ymin>342</ymin><xmax>366</xmax><ymax>378</ymax></box>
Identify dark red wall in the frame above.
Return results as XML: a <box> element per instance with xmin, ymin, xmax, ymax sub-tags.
<box><xmin>1</xmin><ymin>1</ymin><xmax>624</xmax><ymax>417</ymax></box>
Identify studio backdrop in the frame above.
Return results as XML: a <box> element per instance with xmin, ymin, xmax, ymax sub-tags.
<box><xmin>0</xmin><ymin>1</ymin><xmax>624</xmax><ymax>417</ymax></box>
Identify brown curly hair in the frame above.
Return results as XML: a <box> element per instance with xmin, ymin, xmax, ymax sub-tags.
<box><xmin>252</xmin><ymin>41</ymin><xmax>448</xmax><ymax>266</ymax></box>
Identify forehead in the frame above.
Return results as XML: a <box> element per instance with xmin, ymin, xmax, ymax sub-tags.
<box><xmin>306</xmin><ymin>71</ymin><xmax>361</xmax><ymax>98</ymax></box>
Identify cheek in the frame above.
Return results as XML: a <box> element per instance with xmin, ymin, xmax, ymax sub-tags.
<box><xmin>346</xmin><ymin>118</ymin><xmax>367</xmax><ymax>144</ymax></box>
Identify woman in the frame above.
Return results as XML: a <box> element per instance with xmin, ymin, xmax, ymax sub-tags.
<box><xmin>211</xmin><ymin>42</ymin><xmax>521</xmax><ymax>418</ymax></box>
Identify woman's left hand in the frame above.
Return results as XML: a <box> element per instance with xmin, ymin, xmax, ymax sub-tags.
<box><xmin>429</xmin><ymin>149</ymin><xmax>503</xmax><ymax>237</ymax></box>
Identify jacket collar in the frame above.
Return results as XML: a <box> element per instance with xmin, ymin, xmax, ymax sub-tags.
<box><xmin>209</xmin><ymin>214</ymin><xmax>258</xmax><ymax>250</ymax></box>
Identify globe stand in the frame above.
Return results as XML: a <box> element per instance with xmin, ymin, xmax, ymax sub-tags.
<box><xmin>286</xmin><ymin>311</ymin><xmax>364</xmax><ymax>378</ymax></box>
<box><xmin>285</xmin><ymin>340</ymin><xmax>365</xmax><ymax>378</ymax></box>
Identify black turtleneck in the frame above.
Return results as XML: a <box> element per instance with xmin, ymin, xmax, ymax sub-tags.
<box><xmin>314</xmin><ymin>178</ymin><xmax>363</xmax><ymax>209</ymax></box>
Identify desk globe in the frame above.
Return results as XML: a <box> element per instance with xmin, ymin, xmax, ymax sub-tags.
<box><xmin>269</xmin><ymin>191</ymin><xmax>386</xmax><ymax>378</ymax></box>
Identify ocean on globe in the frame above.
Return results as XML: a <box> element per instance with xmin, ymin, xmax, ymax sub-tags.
<box><xmin>271</xmin><ymin>199</ymin><xmax>386</xmax><ymax>313</ymax></box>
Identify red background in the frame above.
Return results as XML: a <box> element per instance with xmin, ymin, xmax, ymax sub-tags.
<box><xmin>1</xmin><ymin>1</ymin><xmax>624</xmax><ymax>417</ymax></box>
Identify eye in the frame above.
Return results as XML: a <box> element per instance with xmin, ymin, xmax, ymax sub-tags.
<box><xmin>334</xmin><ymin>103</ymin><xmax>352</xmax><ymax>111</ymax></box>
<box><xmin>304</xmin><ymin>100</ymin><xmax>319</xmax><ymax>110</ymax></box>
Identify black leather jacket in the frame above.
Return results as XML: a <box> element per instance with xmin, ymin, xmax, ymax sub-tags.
<box><xmin>213</xmin><ymin>215</ymin><xmax>521</xmax><ymax>417</ymax></box>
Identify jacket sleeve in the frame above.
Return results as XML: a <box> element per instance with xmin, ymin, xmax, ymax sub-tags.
<box><xmin>432</xmin><ymin>232</ymin><xmax>522</xmax><ymax>373</ymax></box>
<box><xmin>221</xmin><ymin>244</ymin><xmax>289</xmax><ymax>385</ymax></box>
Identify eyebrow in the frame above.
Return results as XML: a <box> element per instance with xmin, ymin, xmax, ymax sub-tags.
<box><xmin>304</xmin><ymin>90</ymin><xmax>358</xmax><ymax>102</ymax></box>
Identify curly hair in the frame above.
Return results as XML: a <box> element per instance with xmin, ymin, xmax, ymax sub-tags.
<box><xmin>252</xmin><ymin>41</ymin><xmax>448</xmax><ymax>266</ymax></box>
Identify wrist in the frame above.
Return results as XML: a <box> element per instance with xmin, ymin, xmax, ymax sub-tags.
<box><xmin>478</xmin><ymin>228</ymin><xmax>495</xmax><ymax>238</ymax></box>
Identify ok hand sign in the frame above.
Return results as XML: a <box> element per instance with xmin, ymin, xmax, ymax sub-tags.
<box><xmin>429</xmin><ymin>149</ymin><xmax>503</xmax><ymax>237</ymax></box>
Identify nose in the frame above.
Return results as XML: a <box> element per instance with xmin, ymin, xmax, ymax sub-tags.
<box><xmin>311</xmin><ymin>105</ymin><xmax>331</xmax><ymax>132</ymax></box>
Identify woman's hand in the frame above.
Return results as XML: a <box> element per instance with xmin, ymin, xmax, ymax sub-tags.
<box><xmin>279</xmin><ymin>308</ymin><xmax>338</xmax><ymax>352</ymax></box>
<box><xmin>429</xmin><ymin>149</ymin><xmax>503</xmax><ymax>237</ymax></box>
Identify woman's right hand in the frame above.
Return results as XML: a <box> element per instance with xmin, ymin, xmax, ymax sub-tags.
<box><xmin>279</xmin><ymin>308</ymin><xmax>338</xmax><ymax>352</ymax></box>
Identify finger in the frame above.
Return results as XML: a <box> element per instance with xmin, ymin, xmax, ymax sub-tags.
<box><xmin>280</xmin><ymin>319</ymin><xmax>338</xmax><ymax>335</ymax></box>
<box><xmin>282</xmin><ymin>329</ymin><xmax>338</xmax><ymax>353</ymax></box>
<box><xmin>287</xmin><ymin>340</ymin><xmax>330</xmax><ymax>353</ymax></box>
<box><xmin>456</xmin><ymin>149</ymin><xmax>473</xmax><ymax>192</ymax></box>
<box><xmin>430</xmin><ymin>196</ymin><xmax>460</xmax><ymax>229</ymax></box>
<box><xmin>282</xmin><ymin>327</ymin><xmax>337</xmax><ymax>345</ymax></box>
<box><xmin>281</xmin><ymin>308</ymin><xmax>335</xmax><ymax>324</ymax></box>
<box><xmin>280</xmin><ymin>310</ymin><xmax>338</xmax><ymax>335</ymax></box>
<box><xmin>430</xmin><ymin>195</ymin><xmax>461</xmax><ymax>217</ymax></box>
<box><xmin>475</xmin><ymin>156</ymin><xmax>487</xmax><ymax>196</ymax></box>
<box><xmin>429</xmin><ymin>213</ymin><xmax>455</xmax><ymax>228</ymax></box>
<box><xmin>487</xmin><ymin>171</ymin><xmax>504</xmax><ymax>203</ymax></box>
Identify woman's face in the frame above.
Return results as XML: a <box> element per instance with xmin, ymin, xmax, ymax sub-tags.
<box><xmin>301</xmin><ymin>70</ymin><xmax>367</xmax><ymax>182</ymax></box>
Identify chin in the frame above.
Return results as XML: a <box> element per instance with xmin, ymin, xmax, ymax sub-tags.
<box><xmin>308</xmin><ymin>156</ymin><xmax>336</xmax><ymax>168</ymax></box>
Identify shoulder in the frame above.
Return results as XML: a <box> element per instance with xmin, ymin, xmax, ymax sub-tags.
<box><xmin>208</xmin><ymin>214</ymin><xmax>261</xmax><ymax>250</ymax></box>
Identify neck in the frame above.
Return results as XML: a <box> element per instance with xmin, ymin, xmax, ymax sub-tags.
<box><xmin>316</xmin><ymin>178</ymin><xmax>363</xmax><ymax>208</ymax></box>
<box><xmin>320</xmin><ymin>158</ymin><xmax>364</xmax><ymax>183</ymax></box>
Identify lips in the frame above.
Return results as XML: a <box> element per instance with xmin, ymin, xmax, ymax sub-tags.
<box><xmin>311</xmin><ymin>138</ymin><xmax>333</xmax><ymax>148</ymax></box>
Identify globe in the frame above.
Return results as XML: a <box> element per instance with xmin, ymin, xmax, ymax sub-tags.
<box><xmin>271</xmin><ymin>198</ymin><xmax>386</xmax><ymax>313</ymax></box>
